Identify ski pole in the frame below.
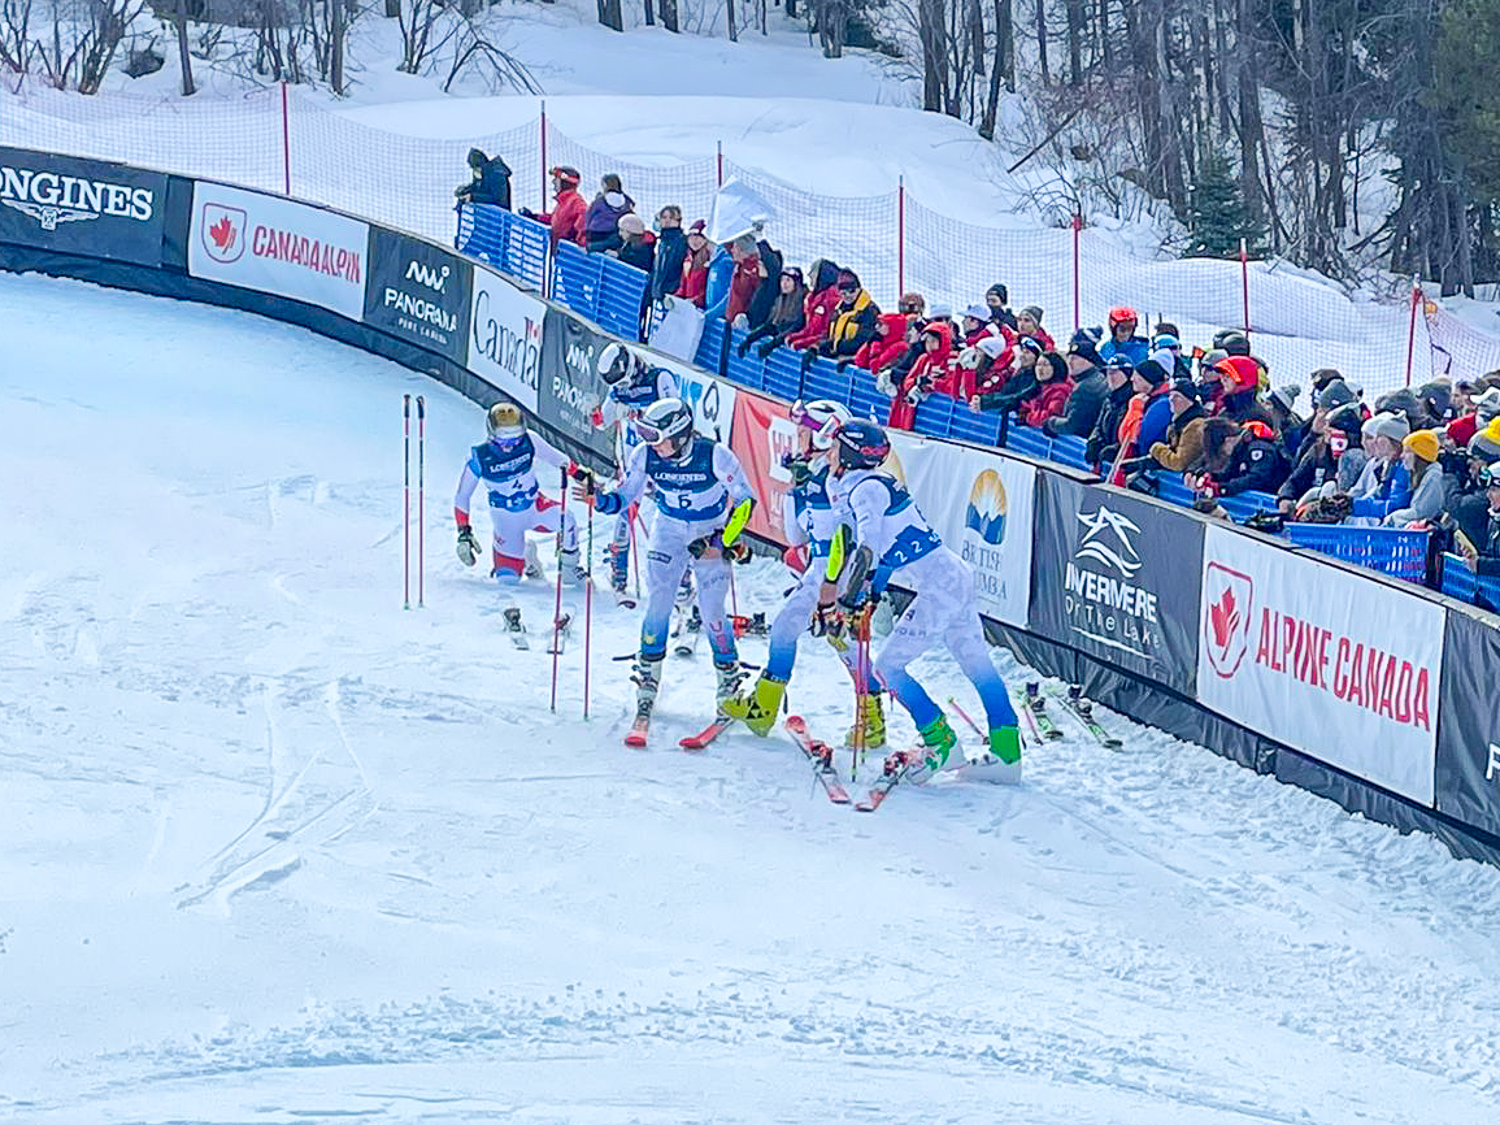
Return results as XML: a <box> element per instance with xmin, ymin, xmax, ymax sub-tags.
<box><xmin>629</xmin><ymin>501</ymin><xmax>642</xmax><ymax>602</ymax></box>
<box><xmin>402</xmin><ymin>394</ymin><xmax>411</xmax><ymax>610</ymax></box>
<box><xmin>947</xmin><ymin>696</ymin><xmax>983</xmax><ymax>737</ymax></box>
<box><xmin>584</xmin><ymin>487</ymin><xmax>594</xmax><ymax>720</ymax></box>
<box><xmin>416</xmin><ymin>395</ymin><xmax>426</xmax><ymax>609</ymax></box>
<box><xmin>550</xmin><ymin>465</ymin><xmax>568</xmax><ymax>714</ymax></box>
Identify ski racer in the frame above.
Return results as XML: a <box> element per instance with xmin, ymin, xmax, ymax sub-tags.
<box><xmin>819</xmin><ymin>419</ymin><xmax>1022</xmax><ymax>784</ymax></box>
<box><xmin>571</xmin><ymin>397</ymin><xmax>757</xmax><ymax>737</ymax></box>
<box><xmin>454</xmin><ymin>402</ymin><xmax>585</xmax><ymax>585</ymax></box>
<box><xmin>595</xmin><ymin>342</ymin><xmax>680</xmax><ymax>602</ymax></box>
<box><xmin>723</xmin><ymin>399</ymin><xmax>887</xmax><ymax>746</ymax></box>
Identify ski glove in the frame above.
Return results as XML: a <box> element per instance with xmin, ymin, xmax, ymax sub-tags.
<box><xmin>456</xmin><ymin>526</ymin><xmax>480</xmax><ymax>567</ymax></box>
<box><xmin>724</xmin><ymin>540</ymin><xmax>752</xmax><ymax>564</ymax></box>
<box><xmin>810</xmin><ymin>601</ymin><xmax>845</xmax><ymax>639</ymax></box>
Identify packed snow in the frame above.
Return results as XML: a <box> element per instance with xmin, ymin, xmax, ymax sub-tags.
<box><xmin>4</xmin><ymin>273</ymin><xmax>1500</xmax><ymax>1123</ymax></box>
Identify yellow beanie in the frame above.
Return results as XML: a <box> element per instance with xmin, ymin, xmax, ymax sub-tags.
<box><xmin>1403</xmin><ymin>429</ymin><xmax>1441</xmax><ymax>462</ymax></box>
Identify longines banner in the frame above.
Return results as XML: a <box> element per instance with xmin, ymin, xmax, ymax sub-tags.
<box><xmin>1196</xmin><ymin>524</ymin><xmax>1443</xmax><ymax>806</ymax></box>
<box><xmin>889</xmin><ymin>432</ymin><xmax>1035</xmax><ymax>628</ymax></box>
<box><xmin>536</xmin><ymin>308</ymin><xmax>616</xmax><ymax>464</ymax></box>
<box><xmin>1433</xmin><ymin>608</ymin><xmax>1500</xmax><ymax>836</ymax></box>
<box><xmin>0</xmin><ymin>146</ymin><xmax>166</xmax><ymax>266</ymax></box>
<box><xmin>1029</xmin><ymin>476</ymin><xmax>1203</xmax><ymax>695</ymax></box>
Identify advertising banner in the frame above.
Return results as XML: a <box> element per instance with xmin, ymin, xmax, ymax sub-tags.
<box><xmin>729</xmin><ymin>390</ymin><xmax>797</xmax><ymax>544</ymax></box>
<box><xmin>362</xmin><ymin>228</ymin><xmax>472</xmax><ymax>365</ymax></box>
<box><xmin>1029</xmin><ymin>476</ymin><xmax>1203</xmax><ymax>694</ymax></box>
<box><xmin>536</xmin><ymin>308</ymin><xmax>617</xmax><ymax>464</ymax></box>
<box><xmin>1196</xmin><ymin>524</ymin><xmax>1443</xmax><ymax>806</ymax></box>
<box><xmin>0</xmin><ymin>147</ymin><xmax>166</xmax><ymax>266</ymax></box>
<box><xmin>888</xmin><ymin>432</ymin><xmax>1035</xmax><ymax>628</ymax></box>
<box><xmin>188</xmin><ymin>182</ymin><xmax>367</xmax><ymax>321</ymax></box>
<box><xmin>1434</xmin><ymin>608</ymin><xmax>1500</xmax><ymax>836</ymax></box>
<box><xmin>647</xmin><ymin>349</ymin><xmax>738</xmax><ymax>444</ymax></box>
<box><xmin>467</xmin><ymin>261</ymin><xmax>545</xmax><ymax>412</ymax></box>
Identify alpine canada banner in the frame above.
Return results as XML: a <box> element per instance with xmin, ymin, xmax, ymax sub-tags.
<box><xmin>1029</xmin><ymin>475</ymin><xmax>1203</xmax><ymax>694</ymax></box>
<box><xmin>362</xmin><ymin>228</ymin><xmax>472</xmax><ymax>365</ymax></box>
<box><xmin>0</xmin><ymin>146</ymin><xmax>165</xmax><ymax>266</ymax></box>
<box><xmin>467</xmin><ymin>262</ymin><xmax>544</xmax><ymax>413</ymax></box>
<box><xmin>536</xmin><ymin>307</ymin><xmax>616</xmax><ymax>463</ymax></box>
<box><xmin>1434</xmin><ymin>607</ymin><xmax>1500</xmax><ymax>837</ymax></box>
<box><xmin>728</xmin><ymin>390</ymin><xmax>796</xmax><ymax>545</ymax></box>
<box><xmin>888</xmin><ymin>432</ymin><xmax>1035</xmax><ymax>627</ymax></box>
<box><xmin>188</xmin><ymin>181</ymin><xmax>367</xmax><ymax>321</ymax></box>
<box><xmin>1196</xmin><ymin>524</ymin><xmax>1443</xmax><ymax>807</ymax></box>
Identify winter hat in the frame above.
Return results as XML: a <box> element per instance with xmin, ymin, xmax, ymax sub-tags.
<box><xmin>1376</xmin><ymin>389</ymin><xmax>1422</xmax><ymax>424</ymax></box>
<box><xmin>467</xmin><ymin>147</ymin><xmax>487</xmax><ymax>168</ymax></box>
<box><xmin>928</xmin><ymin>302</ymin><xmax>953</xmax><ymax>321</ymax></box>
<box><xmin>1367</xmin><ymin>412</ymin><xmax>1411</xmax><ymax>444</ymax></box>
<box><xmin>1153</xmin><ymin>333</ymin><xmax>1181</xmax><ymax>351</ymax></box>
<box><xmin>1310</xmin><ymin>367</ymin><xmax>1344</xmax><ymax>391</ymax></box>
<box><xmin>1403</xmin><ymin>429</ymin><xmax>1441</xmax><ymax>463</ymax></box>
<box><xmin>1134</xmin><ymin>358</ymin><xmax>1170</xmax><ymax>387</ymax></box>
<box><xmin>549</xmin><ymin>165</ymin><xmax>582</xmax><ymax>188</ymax></box>
<box><xmin>1200</xmin><ymin>348</ymin><xmax>1229</xmax><ymax>370</ymax></box>
<box><xmin>1474</xmin><ymin>387</ymin><xmax>1500</xmax><ymax>421</ymax></box>
<box><xmin>1327</xmin><ymin>403</ymin><xmax>1364</xmax><ymax>438</ymax></box>
<box><xmin>1317</xmin><ymin>379</ymin><xmax>1357</xmax><ymax>411</ymax></box>
<box><xmin>1170</xmin><ymin>378</ymin><xmax>1203</xmax><ymax>404</ymax></box>
<box><xmin>617</xmin><ymin>213</ymin><xmax>647</xmax><ymax>236</ymax></box>
<box><xmin>781</xmin><ymin>265</ymin><xmax>805</xmax><ymax>285</ymax></box>
<box><xmin>1417</xmin><ymin>381</ymin><xmax>1452</xmax><ymax>418</ymax></box>
<box><xmin>898</xmin><ymin>291</ymin><xmax>925</xmax><ymax>314</ymax></box>
<box><xmin>1213</xmin><ymin>355</ymin><xmax>1260</xmax><ymax>394</ymax></box>
<box><xmin>1037</xmin><ymin>353</ymin><xmax>1069</xmax><ymax>382</ymax></box>
<box><xmin>977</xmin><ymin>335</ymin><xmax>1009</xmax><ymax>360</ymax></box>
<box><xmin>1214</xmin><ymin>329</ymin><xmax>1251</xmax><ymax>356</ymax></box>
<box><xmin>1103</xmin><ymin>354</ymin><xmax>1136</xmax><ymax>375</ymax></box>
<box><xmin>836</xmin><ymin>268</ymin><xmax>861</xmax><ymax>291</ymax></box>
<box><xmin>1067</xmin><ymin>327</ymin><xmax>1103</xmax><ymax>366</ymax></box>
<box><xmin>964</xmin><ymin>303</ymin><xmax>992</xmax><ymax>323</ymax></box>
<box><xmin>1017</xmin><ymin>335</ymin><xmax>1045</xmax><ymax>356</ymax></box>
<box><xmin>1269</xmin><ymin>384</ymin><xmax>1302</xmax><ymax>413</ymax></box>
<box><xmin>687</xmin><ymin>219</ymin><xmax>707</xmax><ymax>236</ymax></box>
<box><xmin>1019</xmin><ymin>305</ymin><xmax>1045</xmax><ymax>324</ymax></box>
<box><xmin>1150</xmin><ymin>347</ymin><xmax>1180</xmax><ymax>372</ymax></box>
<box><xmin>986</xmin><ymin>283</ymin><xmax>1009</xmax><ymax>304</ymax></box>
<box><xmin>1468</xmin><ymin>417</ymin><xmax>1500</xmax><ymax>459</ymax></box>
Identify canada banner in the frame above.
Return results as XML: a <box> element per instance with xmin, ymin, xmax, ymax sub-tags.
<box><xmin>1196</xmin><ymin>524</ymin><xmax>1444</xmax><ymax>807</ymax></box>
<box><xmin>187</xmin><ymin>182</ymin><xmax>368</xmax><ymax>322</ymax></box>
<box><xmin>728</xmin><ymin>389</ymin><xmax>796</xmax><ymax>544</ymax></box>
<box><xmin>467</xmin><ymin>261</ymin><xmax>545</xmax><ymax>413</ymax></box>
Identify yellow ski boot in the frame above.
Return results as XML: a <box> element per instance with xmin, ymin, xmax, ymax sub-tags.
<box><xmin>720</xmin><ymin>674</ymin><xmax>786</xmax><ymax>736</ymax></box>
<box><xmin>844</xmin><ymin>691</ymin><xmax>887</xmax><ymax>749</ymax></box>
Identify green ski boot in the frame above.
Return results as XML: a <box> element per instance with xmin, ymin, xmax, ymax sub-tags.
<box><xmin>890</xmin><ymin>714</ymin><xmax>957</xmax><ymax>785</ymax></box>
<box><xmin>720</xmin><ymin>674</ymin><xmax>786</xmax><ymax>736</ymax></box>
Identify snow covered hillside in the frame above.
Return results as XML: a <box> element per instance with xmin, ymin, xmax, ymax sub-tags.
<box><xmin>4</xmin><ymin>272</ymin><xmax>1500</xmax><ymax>1124</ymax></box>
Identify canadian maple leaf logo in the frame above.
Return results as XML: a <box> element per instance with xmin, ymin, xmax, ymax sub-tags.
<box><xmin>1204</xmin><ymin>561</ymin><xmax>1253</xmax><ymax>679</ymax></box>
<box><xmin>200</xmin><ymin>203</ymin><xmax>246</xmax><ymax>264</ymax></box>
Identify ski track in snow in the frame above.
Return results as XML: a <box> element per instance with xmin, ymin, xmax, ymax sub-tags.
<box><xmin>2</xmin><ymin>274</ymin><xmax>1500</xmax><ymax>1124</ymax></box>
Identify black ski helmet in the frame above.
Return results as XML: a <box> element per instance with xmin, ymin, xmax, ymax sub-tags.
<box><xmin>834</xmin><ymin>419</ymin><xmax>891</xmax><ymax>471</ymax></box>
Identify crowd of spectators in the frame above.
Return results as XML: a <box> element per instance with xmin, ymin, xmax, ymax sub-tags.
<box><xmin>466</xmin><ymin>160</ymin><xmax>1500</xmax><ymax>588</ymax></box>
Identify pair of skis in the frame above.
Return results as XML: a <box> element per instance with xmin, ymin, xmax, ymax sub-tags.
<box><xmin>623</xmin><ymin>713</ymin><xmax>730</xmax><ymax>751</ymax></box>
<box><xmin>501</xmin><ymin>606</ymin><xmax>573</xmax><ymax>656</ymax></box>
<box><xmin>785</xmin><ymin>715</ymin><xmax>912</xmax><ymax>811</ymax></box>
<box><xmin>1018</xmin><ymin>682</ymin><xmax>1122</xmax><ymax>750</ymax></box>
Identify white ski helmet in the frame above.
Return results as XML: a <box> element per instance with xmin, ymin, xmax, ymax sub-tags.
<box><xmin>791</xmin><ymin>398</ymin><xmax>852</xmax><ymax>450</ymax></box>
<box><xmin>634</xmin><ymin>397</ymin><xmax>695</xmax><ymax>457</ymax></box>
<box><xmin>597</xmin><ymin>342</ymin><xmax>642</xmax><ymax>386</ymax></box>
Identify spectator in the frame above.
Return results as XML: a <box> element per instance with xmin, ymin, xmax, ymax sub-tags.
<box><xmin>1309</xmin><ymin>367</ymin><xmax>1345</xmax><ymax>398</ymax></box>
<box><xmin>1414</xmin><ymin>381</ymin><xmax>1453</xmax><ymax>426</ymax></box>
<box><xmin>650</xmin><ymin>206</ymin><xmax>687</xmax><ymax>303</ymax></box>
<box><xmin>1268</xmin><ymin>384</ymin><xmax>1306</xmax><ymax>456</ymax></box>
<box><xmin>584</xmin><ymin>173</ymin><xmax>635</xmax><ymax>254</ymax></box>
<box><xmin>746</xmin><ymin>229</ymin><xmax>783</xmax><ymax>332</ymax></box>
<box><xmin>1277</xmin><ymin>380</ymin><xmax>1365</xmax><ymax>512</ymax></box>
<box><xmin>679</xmin><ymin>221</ymin><xmax>712</xmax><ymax>307</ymax></box>
<box><xmin>1193</xmin><ymin>418</ymin><xmax>1290</xmax><ymax>498</ymax></box>
<box><xmin>522</xmin><ymin>165</ymin><xmax>586</xmax><ymax>248</ymax></box>
<box><xmin>889</xmin><ymin>320</ymin><xmax>955</xmax><ymax>431</ymax></box>
<box><xmin>1447</xmin><ymin>419</ymin><xmax>1500</xmax><ymax>548</ymax></box>
<box><xmin>785</xmin><ymin>259</ymin><xmax>843</xmax><ymax>351</ymax></box>
<box><xmin>1151</xmin><ymin>332</ymin><xmax>1192</xmax><ymax>379</ymax></box>
<box><xmin>1086</xmin><ymin>355</ymin><xmax>1136</xmax><ymax>469</ymax></box>
<box><xmin>1455</xmin><ymin>461</ymin><xmax>1500</xmax><ymax>577</ymax></box>
<box><xmin>856</xmin><ymin>311</ymin><xmax>915</xmax><ymax>372</ymax></box>
<box><xmin>978</xmin><ymin>336</ymin><xmax>1044</xmax><ymax>414</ymax></box>
<box><xmin>702</xmin><ymin>239</ymin><xmax>737</xmax><ymax>319</ymax></box>
<box><xmin>738</xmin><ymin>267</ymin><xmax>808</xmax><ymax>358</ymax></box>
<box><xmin>455</xmin><ymin>148</ymin><xmax>512</xmax><ymax>210</ymax></box>
<box><xmin>1015</xmin><ymin>306</ymin><xmax>1055</xmax><ymax>352</ymax></box>
<box><xmin>1213</xmin><ymin>355</ymin><xmax>1278</xmax><ymax>430</ymax></box>
<box><xmin>614</xmin><ymin>214</ymin><xmax>655</xmax><ymax>273</ymax></box>
<box><xmin>1382</xmin><ymin>430</ymin><xmax>1449</xmax><ymax>526</ymax></box>
<box><xmin>898</xmin><ymin>292</ymin><xmax>926</xmax><ymax>318</ymax></box>
<box><xmin>1128</xmin><ymin>358</ymin><xmax>1175</xmax><ymax>458</ymax></box>
<box><xmin>963</xmin><ymin>335</ymin><xmax>1012</xmax><ymax>411</ymax></box>
<box><xmin>1018</xmin><ymin>352</ymin><xmax>1073</xmax><ymax>429</ymax></box>
<box><xmin>985</xmin><ymin>283</ymin><xmax>1017</xmax><ymax>330</ymax></box>
<box><xmin>808</xmin><ymin>268</ymin><xmax>879</xmax><ymax>364</ymax></box>
<box><xmin>1101</xmin><ymin>306</ymin><xmax>1150</xmax><ymax>367</ymax></box>
<box><xmin>1375</xmin><ymin>388</ymin><xmax>1427</xmax><ymax>431</ymax></box>
<box><xmin>1144</xmin><ymin>379</ymin><xmax>1211</xmax><ymax>473</ymax></box>
<box><xmin>1215</xmin><ymin>329</ymin><xmax>1272</xmax><ymax>391</ymax></box>
<box><xmin>1347</xmin><ymin>412</ymin><xmax>1411</xmax><ymax>520</ymax></box>
<box><xmin>710</xmin><ymin>235</ymin><xmax>762</xmax><ymax>326</ymax></box>
<box><xmin>1043</xmin><ymin>328</ymin><xmax>1108</xmax><ymax>438</ymax></box>
<box><xmin>1452</xmin><ymin>378</ymin><xmax>1476</xmax><ymax>418</ymax></box>
<box><xmin>1446</xmin><ymin>386</ymin><xmax>1500</xmax><ymax>448</ymax></box>
<box><xmin>961</xmin><ymin>303</ymin><xmax>1005</xmax><ymax>348</ymax></box>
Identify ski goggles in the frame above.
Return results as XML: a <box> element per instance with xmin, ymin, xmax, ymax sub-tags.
<box><xmin>1482</xmin><ymin>461</ymin><xmax>1500</xmax><ymax>489</ymax></box>
<box><xmin>633</xmin><ymin>416</ymin><xmax>683</xmax><ymax>445</ymax></box>
<box><xmin>789</xmin><ymin>400</ymin><xmax>844</xmax><ymax>449</ymax></box>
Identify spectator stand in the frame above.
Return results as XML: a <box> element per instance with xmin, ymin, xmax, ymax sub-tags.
<box><xmin>1440</xmin><ymin>552</ymin><xmax>1500</xmax><ymax>609</ymax></box>
<box><xmin>549</xmin><ymin>242</ymin><xmax>652</xmax><ymax>342</ymax></box>
<box><xmin>1284</xmin><ymin>524</ymin><xmax>1431</xmax><ymax>583</ymax></box>
<box><xmin>455</xmin><ymin>204</ymin><xmax>549</xmax><ymax>292</ymax></box>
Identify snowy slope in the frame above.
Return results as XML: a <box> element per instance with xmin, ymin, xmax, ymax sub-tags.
<box><xmin>4</xmin><ymin>274</ymin><xmax>1500</xmax><ymax>1123</ymax></box>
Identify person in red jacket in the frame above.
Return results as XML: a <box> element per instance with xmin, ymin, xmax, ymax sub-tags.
<box><xmin>1015</xmin><ymin>306</ymin><xmax>1056</xmax><ymax>352</ymax></box>
<box><xmin>523</xmin><ymin>165</ymin><xmax>587</xmax><ymax>248</ymax></box>
<box><xmin>784</xmin><ymin>259</ymin><xmax>842</xmax><ymax>350</ymax></box>
<box><xmin>678</xmin><ymin>220</ymin><xmax>711</xmax><ymax>307</ymax></box>
<box><xmin>964</xmin><ymin>335</ymin><xmax>1011</xmax><ymax>409</ymax></box>
<box><xmin>722</xmin><ymin>235</ymin><xmax>763</xmax><ymax>326</ymax></box>
<box><xmin>1018</xmin><ymin>352</ymin><xmax>1074</xmax><ymax>429</ymax></box>
<box><xmin>856</xmin><ymin>312</ymin><xmax>914</xmax><ymax>371</ymax></box>
<box><xmin>889</xmin><ymin>321</ymin><xmax>955</xmax><ymax>431</ymax></box>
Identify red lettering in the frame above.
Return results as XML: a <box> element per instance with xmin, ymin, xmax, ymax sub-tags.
<box><xmin>1333</xmin><ymin>636</ymin><xmax>1350</xmax><ymax>700</ymax></box>
<box><xmin>1414</xmin><ymin>667</ymin><xmax>1431</xmax><ymax>730</ymax></box>
<box><xmin>1281</xmin><ymin>613</ymin><xmax>1295</xmax><ymax>673</ymax></box>
<box><xmin>1256</xmin><ymin>608</ymin><xmax>1274</xmax><ymax>667</ymax></box>
<box><xmin>1394</xmin><ymin>662</ymin><xmax>1413</xmax><ymax>724</ymax></box>
<box><xmin>1379</xmin><ymin>656</ymin><xmax>1397</xmax><ymax>720</ymax></box>
<box><xmin>1316</xmin><ymin>627</ymin><xmax>1331</xmax><ymax>689</ymax></box>
<box><xmin>1364</xmin><ymin>645</ymin><xmax>1380</xmax><ymax>711</ymax></box>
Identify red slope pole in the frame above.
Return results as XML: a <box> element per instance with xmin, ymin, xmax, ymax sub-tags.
<box><xmin>539</xmin><ymin>100</ymin><xmax>548</xmax><ymax>212</ymax></box>
<box><xmin>280</xmin><ymin>82</ymin><xmax>291</xmax><ymax>196</ymax></box>
<box><xmin>550</xmin><ymin>466</ymin><xmax>568</xmax><ymax>713</ymax></box>
<box><xmin>897</xmin><ymin>176</ymin><xmax>905</xmax><ymax>304</ymax></box>
<box><xmin>717</xmin><ymin>140</ymin><xmax>724</xmax><ymax>188</ymax></box>
<box><xmin>1072</xmin><ymin>212</ymin><xmax>1082</xmax><ymax>333</ymax></box>
<box><xmin>1405</xmin><ymin>278</ymin><xmax>1422</xmax><ymax>388</ymax></box>
<box><xmin>1241</xmin><ymin>237</ymin><xmax>1251</xmax><ymax>335</ymax></box>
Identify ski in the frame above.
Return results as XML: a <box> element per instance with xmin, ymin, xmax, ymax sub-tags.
<box><xmin>783</xmin><ymin>716</ymin><xmax>852</xmax><ymax>804</ymax></box>
<box><xmin>1053</xmin><ymin>685</ymin><xmax>1123</xmax><ymax>749</ymax></box>
<box><xmin>1021</xmin><ymin>682</ymin><xmax>1062</xmax><ymax>740</ymax></box>
<box><xmin>502</xmin><ymin>606</ymin><xmax>529</xmax><ymax>650</ymax></box>
<box><xmin>623</xmin><ymin>713</ymin><xmax>650</xmax><ymax>748</ymax></box>
<box><xmin>855</xmin><ymin>763</ymin><xmax>908</xmax><ymax>812</ymax></box>
<box><xmin>545</xmin><ymin>612</ymin><xmax>573</xmax><ymax>656</ymax></box>
<box><xmin>679</xmin><ymin>718</ymin><xmax>732</xmax><ymax>752</ymax></box>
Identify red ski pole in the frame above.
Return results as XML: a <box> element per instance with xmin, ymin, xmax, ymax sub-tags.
<box><xmin>549</xmin><ymin>465</ymin><xmax>568</xmax><ymax>713</ymax></box>
<box><xmin>416</xmin><ymin>395</ymin><xmax>426</xmax><ymax>609</ymax></box>
<box><xmin>583</xmin><ymin>492</ymin><xmax>594</xmax><ymax>720</ymax></box>
<box><xmin>402</xmin><ymin>394</ymin><xmax>411</xmax><ymax>610</ymax></box>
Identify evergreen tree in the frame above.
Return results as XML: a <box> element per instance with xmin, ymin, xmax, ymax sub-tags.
<box><xmin>1184</xmin><ymin>152</ymin><xmax>1265</xmax><ymax>259</ymax></box>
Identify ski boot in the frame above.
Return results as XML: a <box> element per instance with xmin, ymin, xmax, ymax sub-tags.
<box><xmin>523</xmin><ymin>539</ymin><xmax>544</xmax><ymax>580</ymax></box>
<box><xmin>720</xmin><ymin>674</ymin><xmax>786</xmax><ymax>736</ymax></box>
<box><xmin>713</xmin><ymin>659</ymin><xmax>750</xmax><ymax>720</ymax></box>
<box><xmin>888</xmin><ymin>714</ymin><xmax>958</xmax><ymax>785</ymax></box>
<box><xmin>559</xmin><ymin>546</ymin><xmax>587</xmax><ymax>587</ymax></box>
<box><xmin>607</xmin><ymin>543</ymin><xmax>630</xmax><ymax>596</ymax></box>
<box><xmin>631</xmin><ymin>653</ymin><xmax>663</xmax><ymax>719</ymax></box>
<box><xmin>844</xmin><ymin>691</ymin><xmax>887</xmax><ymax>750</ymax></box>
<box><xmin>960</xmin><ymin>726</ymin><xmax>1023</xmax><ymax>784</ymax></box>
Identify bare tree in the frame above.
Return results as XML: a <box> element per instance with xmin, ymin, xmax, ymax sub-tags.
<box><xmin>0</xmin><ymin>0</ymin><xmax>35</xmax><ymax>75</ymax></box>
<box><xmin>171</xmin><ymin>0</ymin><xmax>194</xmax><ymax>95</ymax></box>
<box><xmin>32</xmin><ymin>0</ymin><xmax>147</xmax><ymax>94</ymax></box>
<box><xmin>597</xmin><ymin>0</ymin><xmax>622</xmax><ymax>32</ymax></box>
<box><xmin>658</xmin><ymin>0</ymin><xmax>678</xmax><ymax>31</ymax></box>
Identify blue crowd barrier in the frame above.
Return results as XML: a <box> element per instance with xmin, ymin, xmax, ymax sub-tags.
<box><xmin>1006</xmin><ymin>425</ymin><xmax>1052</xmax><ymax>461</ymax></box>
<box><xmin>949</xmin><ymin>405</ymin><xmax>1003</xmax><ymax>446</ymax></box>
<box><xmin>453</xmin><ymin>204</ymin><xmax>548</xmax><ymax>291</ymax></box>
<box><xmin>1050</xmin><ymin>434</ymin><xmax>1093</xmax><ymax>471</ymax></box>
<box><xmin>913</xmin><ymin>393</ymin><xmax>957</xmax><ymax>438</ymax></box>
<box><xmin>696</xmin><ymin>315</ymin><xmax>727</xmax><ymax>376</ymax></box>
<box><xmin>1440</xmin><ymin>552</ymin><xmax>1500</xmax><ymax>607</ymax></box>
<box><xmin>724</xmin><ymin>327</ymin><xmax>768</xmax><ymax>393</ymax></box>
<box><xmin>1283</xmin><ymin>523</ymin><xmax>1429</xmax><ymax>582</ymax></box>
<box><xmin>763</xmin><ymin>346</ymin><xmax>804</xmax><ymax>402</ymax></box>
<box><xmin>802</xmin><ymin>356</ymin><xmax>854</xmax><ymax>408</ymax></box>
<box><xmin>1218</xmin><ymin>491</ymin><xmax>1281</xmax><ymax>522</ymax></box>
<box><xmin>848</xmin><ymin>368</ymin><xmax>889</xmax><ymax>424</ymax></box>
<box><xmin>545</xmin><ymin>241</ymin><xmax>652</xmax><ymax>341</ymax></box>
